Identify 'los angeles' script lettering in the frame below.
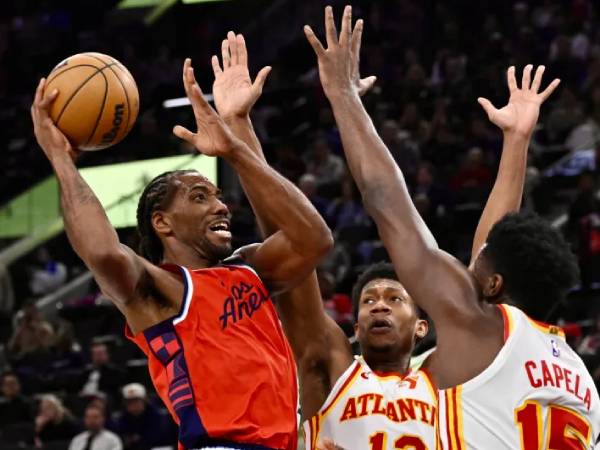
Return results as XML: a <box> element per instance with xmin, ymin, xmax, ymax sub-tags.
<box><xmin>219</xmin><ymin>281</ymin><xmax>270</xmax><ymax>329</ymax></box>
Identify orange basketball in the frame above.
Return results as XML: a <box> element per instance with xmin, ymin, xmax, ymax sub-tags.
<box><xmin>45</xmin><ymin>52</ymin><xmax>140</xmax><ymax>151</ymax></box>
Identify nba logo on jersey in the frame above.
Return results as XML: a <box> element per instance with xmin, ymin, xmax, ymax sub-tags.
<box><xmin>551</xmin><ymin>339</ymin><xmax>560</xmax><ymax>357</ymax></box>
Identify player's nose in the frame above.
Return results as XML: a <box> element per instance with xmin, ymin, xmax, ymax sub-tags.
<box><xmin>371</xmin><ymin>297</ymin><xmax>391</xmax><ymax>313</ymax></box>
<box><xmin>213</xmin><ymin>197</ymin><xmax>230</xmax><ymax>216</ymax></box>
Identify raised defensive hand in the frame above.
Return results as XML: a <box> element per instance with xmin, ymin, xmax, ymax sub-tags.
<box><xmin>212</xmin><ymin>31</ymin><xmax>271</xmax><ymax>120</ymax></box>
<box><xmin>173</xmin><ymin>58</ymin><xmax>243</xmax><ymax>157</ymax></box>
<box><xmin>304</xmin><ymin>5</ymin><xmax>376</xmax><ymax>99</ymax></box>
<box><xmin>30</xmin><ymin>78</ymin><xmax>80</xmax><ymax>162</ymax></box>
<box><xmin>478</xmin><ymin>65</ymin><xmax>560</xmax><ymax>137</ymax></box>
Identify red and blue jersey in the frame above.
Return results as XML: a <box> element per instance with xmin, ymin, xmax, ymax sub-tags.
<box><xmin>126</xmin><ymin>259</ymin><xmax>298</xmax><ymax>450</ymax></box>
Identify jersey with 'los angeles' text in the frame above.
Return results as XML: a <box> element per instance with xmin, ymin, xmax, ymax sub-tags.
<box><xmin>303</xmin><ymin>356</ymin><xmax>438</xmax><ymax>450</ymax></box>
<box><xmin>438</xmin><ymin>304</ymin><xmax>600</xmax><ymax>450</ymax></box>
<box><xmin>126</xmin><ymin>260</ymin><xmax>298</xmax><ymax>450</ymax></box>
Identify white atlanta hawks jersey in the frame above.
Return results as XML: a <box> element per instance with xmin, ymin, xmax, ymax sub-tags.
<box><xmin>438</xmin><ymin>304</ymin><xmax>600</xmax><ymax>450</ymax></box>
<box><xmin>303</xmin><ymin>356</ymin><xmax>438</xmax><ymax>450</ymax></box>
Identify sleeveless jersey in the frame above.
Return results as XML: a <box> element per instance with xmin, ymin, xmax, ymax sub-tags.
<box><xmin>438</xmin><ymin>304</ymin><xmax>600</xmax><ymax>450</ymax></box>
<box><xmin>303</xmin><ymin>356</ymin><xmax>438</xmax><ymax>450</ymax></box>
<box><xmin>125</xmin><ymin>261</ymin><xmax>298</xmax><ymax>450</ymax></box>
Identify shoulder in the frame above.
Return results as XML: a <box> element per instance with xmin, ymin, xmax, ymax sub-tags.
<box><xmin>222</xmin><ymin>245</ymin><xmax>262</xmax><ymax>277</ymax></box>
<box><xmin>70</xmin><ymin>431</ymin><xmax>87</xmax><ymax>444</ymax></box>
<box><xmin>101</xmin><ymin>429</ymin><xmax>122</xmax><ymax>443</ymax></box>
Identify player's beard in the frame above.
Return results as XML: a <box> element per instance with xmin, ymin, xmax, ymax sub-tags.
<box><xmin>201</xmin><ymin>236</ymin><xmax>233</xmax><ymax>264</ymax></box>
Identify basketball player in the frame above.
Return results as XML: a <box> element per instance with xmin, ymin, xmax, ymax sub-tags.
<box><xmin>209</xmin><ymin>32</ymin><xmax>435</xmax><ymax>450</ymax></box>
<box><xmin>305</xmin><ymin>5</ymin><xmax>600</xmax><ymax>449</ymax></box>
<box><xmin>30</xmin><ymin>55</ymin><xmax>334</xmax><ymax>449</ymax></box>
<box><xmin>211</xmin><ymin>29</ymin><xmax>564</xmax><ymax>450</ymax></box>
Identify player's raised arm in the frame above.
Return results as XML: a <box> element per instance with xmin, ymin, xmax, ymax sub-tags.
<box><xmin>304</xmin><ymin>6</ymin><xmax>481</xmax><ymax>326</ymax></box>
<box><xmin>30</xmin><ymin>79</ymin><xmax>182</xmax><ymax>331</ymax></box>
<box><xmin>174</xmin><ymin>59</ymin><xmax>333</xmax><ymax>294</ymax></box>
<box><xmin>210</xmin><ymin>34</ymin><xmax>352</xmax><ymax>411</ymax></box>
<box><xmin>470</xmin><ymin>65</ymin><xmax>560</xmax><ymax>263</ymax></box>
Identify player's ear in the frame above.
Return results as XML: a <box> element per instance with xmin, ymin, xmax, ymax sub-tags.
<box><xmin>483</xmin><ymin>273</ymin><xmax>504</xmax><ymax>298</ymax></box>
<box><xmin>415</xmin><ymin>319</ymin><xmax>428</xmax><ymax>339</ymax></box>
<box><xmin>152</xmin><ymin>210</ymin><xmax>173</xmax><ymax>237</ymax></box>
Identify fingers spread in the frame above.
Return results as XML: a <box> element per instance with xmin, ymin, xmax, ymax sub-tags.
<box><xmin>304</xmin><ymin>25</ymin><xmax>325</xmax><ymax>56</ymax></box>
<box><xmin>477</xmin><ymin>97</ymin><xmax>496</xmax><ymax>117</ymax></box>
<box><xmin>173</xmin><ymin>125</ymin><xmax>195</xmax><ymax>144</ymax></box>
<box><xmin>351</xmin><ymin>19</ymin><xmax>364</xmax><ymax>59</ymax></box>
<box><xmin>539</xmin><ymin>78</ymin><xmax>561</xmax><ymax>101</ymax></box>
<box><xmin>530</xmin><ymin>65</ymin><xmax>545</xmax><ymax>93</ymax></box>
<box><xmin>237</xmin><ymin>34</ymin><xmax>248</xmax><ymax>67</ymax></box>
<box><xmin>324</xmin><ymin>5</ymin><xmax>338</xmax><ymax>48</ymax></box>
<box><xmin>507</xmin><ymin>66</ymin><xmax>517</xmax><ymax>93</ymax></box>
<box><xmin>252</xmin><ymin>66</ymin><xmax>272</xmax><ymax>94</ymax></box>
<box><xmin>521</xmin><ymin>64</ymin><xmax>533</xmax><ymax>90</ymax></box>
<box><xmin>339</xmin><ymin>5</ymin><xmax>352</xmax><ymax>47</ymax></box>
<box><xmin>221</xmin><ymin>39</ymin><xmax>231</xmax><ymax>69</ymax></box>
<box><xmin>211</xmin><ymin>55</ymin><xmax>223</xmax><ymax>77</ymax></box>
<box><xmin>227</xmin><ymin>31</ymin><xmax>238</xmax><ymax>65</ymax></box>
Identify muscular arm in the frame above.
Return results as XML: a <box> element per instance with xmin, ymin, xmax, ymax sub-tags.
<box><xmin>212</xmin><ymin>33</ymin><xmax>352</xmax><ymax>416</ymax></box>
<box><xmin>471</xmin><ymin>65</ymin><xmax>560</xmax><ymax>263</ymax></box>
<box><xmin>175</xmin><ymin>59</ymin><xmax>333</xmax><ymax>294</ymax></box>
<box><xmin>471</xmin><ymin>133</ymin><xmax>529</xmax><ymax>262</ymax></box>
<box><xmin>304</xmin><ymin>7</ymin><xmax>483</xmax><ymax>337</ymax></box>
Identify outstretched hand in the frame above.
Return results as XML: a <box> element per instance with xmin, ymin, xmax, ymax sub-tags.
<box><xmin>478</xmin><ymin>65</ymin><xmax>560</xmax><ymax>137</ymax></box>
<box><xmin>304</xmin><ymin>5</ymin><xmax>376</xmax><ymax>99</ymax></box>
<box><xmin>173</xmin><ymin>58</ymin><xmax>243</xmax><ymax>157</ymax></box>
<box><xmin>30</xmin><ymin>78</ymin><xmax>80</xmax><ymax>163</ymax></box>
<box><xmin>212</xmin><ymin>31</ymin><xmax>271</xmax><ymax>120</ymax></box>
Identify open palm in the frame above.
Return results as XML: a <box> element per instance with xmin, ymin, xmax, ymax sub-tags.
<box><xmin>173</xmin><ymin>58</ymin><xmax>241</xmax><ymax>157</ymax></box>
<box><xmin>478</xmin><ymin>65</ymin><xmax>560</xmax><ymax>137</ymax></box>
<box><xmin>212</xmin><ymin>32</ymin><xmax>271</xmax><ymax>120</ymax></box>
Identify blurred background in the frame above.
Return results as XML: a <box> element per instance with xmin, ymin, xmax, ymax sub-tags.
<box><xmin>1</xmin><ymin>0</ymin><xmax>600</xmax><ymax>449</ymax></box>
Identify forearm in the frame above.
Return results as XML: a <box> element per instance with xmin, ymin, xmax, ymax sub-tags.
<box><xmin>328</xmin><ymin>92</ymin><xmax>437</xmax><ymax>248</ymax></box>
<box><xmin>225</xmin><ymin>116</ymin><xmax>276</xmax><ymax>237</ymax></box>
<box><xmin>471</xmin><ymin>132</ymin><xmax>529</xmax><ymax>261</ymax></box>
<box><xmin>225</xmin><ymin>142</ymin><xmax>332</xmax><ymax>255</ymax></box>
<box><xmin>52</xmin><ymin>155</ymin><xmax>122</xmax><ymax>265</ymax></box>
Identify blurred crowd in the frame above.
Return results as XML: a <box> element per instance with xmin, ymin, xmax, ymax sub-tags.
<box><xmin>1</xmin><ymin>0</ymin><xmax>600</xmax><ymax>448</ymax></box>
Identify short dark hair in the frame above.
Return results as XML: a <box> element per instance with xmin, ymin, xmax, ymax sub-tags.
<box><xmin>482</xmin><ymin>212</ymin><xmax>579</xmax><ymax>319</ymax></box>
<box><xmin>136</xmin><ymin>170</ymin><xmax>197</xmax><ymax>264</ymax></box>
<box><xmin>351</xmin><ymin>262</ymin><xmax>425</xmax><ymax>322</ymax></box>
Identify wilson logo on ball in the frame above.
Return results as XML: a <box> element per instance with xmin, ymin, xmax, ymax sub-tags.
<box><xmin>101</xmin><ymin>103</ymin><xmax>125</xmax><ymax>145</ymax></box>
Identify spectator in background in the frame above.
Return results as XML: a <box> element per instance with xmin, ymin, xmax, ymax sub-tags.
<box><xmin>414</xmin><ymin>162</ymin><xmax>451</xmax><ymax>217</ymax></box>
<box><xmin>380</xmin><ymin>119</ymin><xmax>421</xmax><ymax>186</ymax></box>
<box><xmin>298</xmin><ymin>173</ymin><xmax>330</xmax><ymax>219</ymax></box>
<box><xmin>8</xmin><ymin>302</ymin><xmax>55</xmax><ymax>360</ymax></box>
<box><xmin>80</xmin><ymin>342</ymin><xmax>127</xmax><ymax>403</ymax></box>
<box><xmin>69</xmin><ymin>405</ymin><xmax>122</xmax><ymax>450</ymax></box>
<box><xmin>35</xmin><ymin>394</ymin><xmax>80</xmax><ymax>447</ymax></box>
<box><xmin>305</xmin><ymin>136</ymin><xmax>346</xmax><ymax>188</ymax></box>
<box><xmin>451</xmin><ymin>147</ymin><xmax>493</xmax><ymax>202</ymax></box>
<box><xmin>318</xmin><ymin>270</ymin><xmax>352</xmax><ymax>336</ymax></box>
<box><xmin>28</xmin><ymin>247</ymin><xmax>68</xmax><ymax>297</ymax></box>
<box><xmin>114</xmin><ymin>383</ymin><xmax>172</xmax><ymax>450</ymax></box>
<box><xmin>0</xmin><ymin>371</ymin><xmax>33</xmax><ymax>426</ymax></box>
<box><xmin>326</xmin><ymin>178</ymin><xmax>370</xmax><ymax>231</ymax></box>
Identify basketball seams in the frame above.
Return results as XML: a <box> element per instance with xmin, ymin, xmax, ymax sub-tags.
<box><xmin>46</xmin><ymin>64</ymin><xmax>104</xmax><ymax>86</ymax></box>
<box><xmin>83</xmin><ymin>69</ymin><xmax>109</xmax><ymax>147</ymax></box>
<box><xmin>86</xmin><ymin>54</ymin><xmax>133</xmax><ymax>141</ymax></box>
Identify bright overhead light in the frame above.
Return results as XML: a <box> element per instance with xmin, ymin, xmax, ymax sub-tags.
<box><xmin>163</xmin><ymin>93</ymin><xmax>214</xmax><ymax>109</ymax></box>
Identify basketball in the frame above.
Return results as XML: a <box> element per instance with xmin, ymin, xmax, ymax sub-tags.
<box><xmin>45</xmin><ymin>52</ymin><xmax>140</xmax><ymax>151</ymax></box>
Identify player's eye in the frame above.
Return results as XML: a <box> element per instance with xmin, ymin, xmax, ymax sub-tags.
<box><xmin>363</xmin><ymin>298</ymin><xmax>375</xmax><ymax>305</ymax></box>
<box><xmin>390</xmin><ymin>296</ymin><xmax>403</xmax><ymax>302</ymax></box>
<box><xmin>195</xmin><ymin>193</ymin><xmax>206</xmax><ymax>201</ymax></box>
